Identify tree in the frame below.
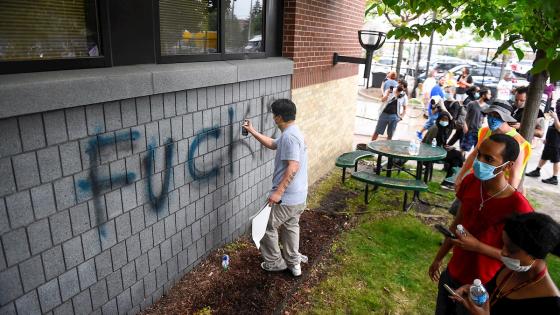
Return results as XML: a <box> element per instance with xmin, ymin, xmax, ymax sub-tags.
<box><xmin>249</xmin><ymin>0</ymin><xmax>263</xmax><ymax>38</ymax></box>
<box><xmin>366</xmin><ymin>1</ymin><xmax>428</xmax><ymax>77</ymax></box>
<box><xmin>370</xmin><ymin>0</ymin><xmax>560</xmax><ymax>142</ymax></box>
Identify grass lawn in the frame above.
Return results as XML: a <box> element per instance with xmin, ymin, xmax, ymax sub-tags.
<box><xmin>300</xmin><ymin>165</ymin><xmax>560</xmax><ymax>314</ymax></box>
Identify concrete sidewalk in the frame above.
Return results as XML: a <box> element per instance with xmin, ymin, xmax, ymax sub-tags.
<box><xmin>352</xmin><ymin>89</ymin><xmax>560</xmax><ymax>221</ymax></box>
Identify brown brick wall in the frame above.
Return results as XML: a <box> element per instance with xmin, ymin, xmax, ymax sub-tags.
<box><xmin>283</xmin><ymin>0</ymin><xmax>365</xmax><ymax>89</ymax></box>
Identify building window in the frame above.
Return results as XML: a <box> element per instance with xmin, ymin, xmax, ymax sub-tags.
<box><xmin>0</xmin><ymin>0</ymin><xmax>102</xmax><ymax>62</ymax></box>
<box><xmin>159</xmin><ymin>0</ymin><xmax>219</xmax><ymax>56</ymax></box>
<box><xmin>225</xmin><ymin>0</ymin><xmax>264</xmax><ymax>53</ymax></box>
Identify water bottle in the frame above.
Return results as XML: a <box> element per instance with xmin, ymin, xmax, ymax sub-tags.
<box><xmin>414</xmin><ymin>139</ymin><xmax>421</xmax><ymax>155</ymax></box>
<box><xmin>222</xmin><ymin>254</ymin><xmax>230</xmax><ymax>271</ymax></box>
<box><xmin>469</xmin><ymin>279</ymin><xmax>488</xmax><ymax>306</ymax></box>
<box><xmin>456</xmin><ymin>224</ymin><xmax>466</xmax><ymax>236</ymax></box>
<box><xmin>408</xmin><ymin>140</ymin><xmax>416</xmax><ymax>155</ymax></box>
<box><xmin>431</xmin><ymin>138</ymin><xmax>437</xmax><ymax>148</ymax></box>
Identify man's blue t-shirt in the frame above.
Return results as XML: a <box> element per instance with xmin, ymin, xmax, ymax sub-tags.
<box><xmin>272</xmin><ymin>125</ymin><xmax>308</xmax><ymax>205</ymax></box>
<box><xmin>382</xmin><ymin>79</ymin><xmax>398</xmax><ymax>92</ymax></box>
<box><xmin>430</xmin><ymin>84</ymin><xmax>444</xmax><ymax>99</ymax></box>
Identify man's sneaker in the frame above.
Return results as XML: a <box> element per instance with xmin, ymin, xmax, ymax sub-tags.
<box><xmin>288</xmin><ymin>264</ymin><xmax>302</xmax><ymax>277</ymax></box>
<box><xmin>299</xmin><ymin>254</ymin><xmax>308</xmax><ymax>264</ymax></box>
<box><xmin>261</xmin><ymin>260</ymin><xmax>287</xmax><ymax>272</ymax></box>
<box><xmin>526</xmin><ymin>169</ymin><xmax>541</xmax><ymax>177</ymax></box>
<box><xmin>441</xmin><ymin>181</ymin><xmax>454</xmax><ymax>190</ymax></box>
<box><xmin>542</xmin><ymin>177</ymin><xmax>558</xmax><ymax>185</ymax></box>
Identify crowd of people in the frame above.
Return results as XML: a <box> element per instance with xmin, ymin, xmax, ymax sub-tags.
<box><xmin>369</xmin><ymin>70</ymin><xmax>560</xmax><ymax>314</ymax></box>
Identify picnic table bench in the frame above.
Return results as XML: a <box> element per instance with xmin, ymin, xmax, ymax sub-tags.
<box><xmin>335</xmin><ymin>150</ymin><xmax>374</xmax><ymax>182</ymax></box>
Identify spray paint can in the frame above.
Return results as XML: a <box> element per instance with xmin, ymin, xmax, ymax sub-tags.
<box><xmin>456</xmin><ymin>224</ymin><xmax>466</xmax><ymax>237</ymax></box>
<box><xmin>222</xmin><ymin>254</ymin><xmax>230</xmax><ymax>270</ymax></box>
<box><xmin>241</xmin><ymin>120</ymin><xmax>248</xmax><ymax>136</ymax></box>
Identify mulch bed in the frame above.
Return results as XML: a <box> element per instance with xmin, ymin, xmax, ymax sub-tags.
<box><xmin>141</xmin><ymin>185</ymin><xmax>361</xmax><ymax>315</ymax></box>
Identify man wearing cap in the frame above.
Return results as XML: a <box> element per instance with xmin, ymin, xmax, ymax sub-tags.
<box><xmin>455</xmin><ymin>99</ymin><xmax>531</xmax><ymax>192</ymax></box>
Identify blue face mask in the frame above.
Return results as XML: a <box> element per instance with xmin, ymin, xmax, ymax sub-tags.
<box><xmin>487</xmin><ymin>116</ymin><xmax>503</xmax><ymax>131</ymax></box>
<box><xmin>473</xmin><ymin>158</ymin><xmax>507</xmax><ymax>181</ymax></box>
<box><xmin>439</xmin><ymin>121</ymin><xmax>449</xmax><ymax>127</ymax></box>
<box><xmin>474</xmin><ymin>92</ymin><xmax>480</xmax><ymax>99</ymax></box>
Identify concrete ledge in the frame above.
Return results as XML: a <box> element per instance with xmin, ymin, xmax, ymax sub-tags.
<box><xmin>0</xmin><ymin>57</ymin><xmax>294</xmax><ymax>119</ymax></box>
<box><xmin>227</xmin><ymin>57</ymin><xmax>294</xmax><ymax>82</ymax></box>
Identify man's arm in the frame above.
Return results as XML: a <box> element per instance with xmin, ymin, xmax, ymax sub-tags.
<box><xmin>455</xmin><ymin>149</ymin><xmax>476</xmax><ymax>192</ymax></box>
<box><xmin>243</xmin><ymin>120</ymin><xmax>277</xmax><ymax>150</ymax></box>
<box><xmin>381</xmin><ymin>88</ymin><xmax>391</xmax><ymax>102</ymax></box>
<box><xmin>268</xmin><ymin>160</ymin><xmax>300</xmax><ymax>204</ymax></box>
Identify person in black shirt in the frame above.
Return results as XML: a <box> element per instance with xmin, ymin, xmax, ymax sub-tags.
<box><xmin>456</xmin><ymin>67</ymin><xmax>474</xmax><ymax>104</ymax></box>
<box><xmin>509</xmin><ymin>86</ymin><xmax>545</xmax><ymax>138</ymax></box>
<box><xmin>450</xmin><ymin>212</ymin><xmax>560</xmax><ymax>315</ymax></box>
<box><xmin>526</xmin><ymin>100</ymin><xmax>560</xmax><ymax>185</ymax></box>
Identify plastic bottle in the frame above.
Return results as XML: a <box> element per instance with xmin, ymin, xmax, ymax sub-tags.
<box><xmin>414</xmin><ymin>139</ymin><xmax>421</xmax><ymax>155</ymax></box>
<box><xmin>469</xmin><ymin>279</ymin><xmax>488</xmax><ymax>306</ymax></box>
<box><xmin>431</xmin><ymin>138</ymin><xmax>437</xmax><ymax>148</ymax></box>
<box><xmin>456</xmin><ymin>224</ymin><xmax>466</xmax><ymax>236</ymax></box>
<box><xmin>222</xmin><ymin>254</ymin><xmax>230</xmax><ymax>271</ymax></box>
<box><xmin>408</xmin><ymin>140</ymin><xmax>416</xmax><ymax>155</ymax></box>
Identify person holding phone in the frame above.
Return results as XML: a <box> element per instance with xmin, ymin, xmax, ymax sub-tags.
<box><xmin>242</xmin><ymin>99</ymin><xmax>308</xmax><ymax>277</ymax></box>
<box><xmin>430</xmin><ymin>134</ymin><xmax>533</xmax><ymax>315</ymax></box>
<box><xmin>371</xmin><ymin>83</ymin><xmax>407</xmax><ymax>141</ymax></box>
<box><xmin>449</xmin><ymin>212</ymin><xmax>560</xmax><ymax>314</ymax></box>
<box><xmin>526</xmin><ymin>100</ymin><xmax>560</xmax><ymax>185</ymax></box>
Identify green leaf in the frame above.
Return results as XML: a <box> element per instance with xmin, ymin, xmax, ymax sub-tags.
<box><xmin>493</xmin><ymin>30</ymin><xmax>502</xmax><ymax>41</ymax></box>
<box><xmin>530</xmin><ymin>57</ymin><xmax>549</xmax><ymax>75</ymax></box>
<box><xmin>513</xmin><ymin>47</ymin><xmax>525</xmax><ymax>61</ymax></box>
<box><xmin>549</xmin><ymin>58</ymin><xmax>560</xmax><ymax>82</ymax></box>
<box><xmin>378</xmin><ymin>5</ymin><xmax>384</xmax><ymax>16</ymax></box>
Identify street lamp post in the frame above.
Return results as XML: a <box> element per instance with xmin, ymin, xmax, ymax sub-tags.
<box><xmin>333</xmin><ymin>30</ymin><xmax>386</xmax><ymax>87</ymax></box>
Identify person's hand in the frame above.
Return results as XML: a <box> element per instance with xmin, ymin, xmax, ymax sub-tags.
<box><xmin>551</xmin><ymin>111</ymin><xmax>558</xmax><ymax>121</ymax></box>
<box><xmin>242</xmin><ymin>120</ymin><xmax>255</xmax><ymax>134</ymax></box>
<box><xmin>268</xmin><ymin>190</ymin><xmax>282</xmax><ymax>205</ymax></box>
<box><xmin>428</xmin><ymin>259</ymin><xmax>443</xmax><ymax>282</ymax></box>
<box><xmin>449</xmin><ymin>284</ymin><xmax>490</xmax><ymax>315</ymax></box>
<box><xmin>463</xmin><ymin>125</ymin><xmax>468</xmax><ymax>134</ymax></box>
<box><xmin>444</xmin><ymin>145</ymin><xmax>452</xmax><ymax>151</ymax></box>
<box><xmin>509</xmin><ymin>122</ymin><xmax>521</xmax><ymax>129</ymax></box>
<box><xmin>450</xmin><ymin>227</ymin><xmax>481</xmax><ymax>253</ymax></box>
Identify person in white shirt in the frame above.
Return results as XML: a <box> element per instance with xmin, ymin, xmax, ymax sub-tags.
<box><xmin>496</xmin><ymin>72</ymin><xmax>514</xmax><ymax>101</ymax></box>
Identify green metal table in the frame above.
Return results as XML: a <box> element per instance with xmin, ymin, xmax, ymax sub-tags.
<box><xmin>367</xmin><ymin>140</ymin><xmax>447</xmax><ymax>206</ymax></box>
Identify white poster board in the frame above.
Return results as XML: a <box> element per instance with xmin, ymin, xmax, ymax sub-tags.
<box><xmin>251</xmin><ymin>204</ymin><xmax>271</xmax><ymax>249</ymax></box>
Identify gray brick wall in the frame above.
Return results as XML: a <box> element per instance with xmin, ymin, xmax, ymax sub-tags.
<box><xmin>0</xmin><ymin>75</ymin><xmax>289</xmax><ymax>314</ymax></box>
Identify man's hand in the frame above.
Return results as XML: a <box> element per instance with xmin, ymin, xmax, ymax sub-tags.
<box><xmin>268</xmin><ymin>190</ymin><xmax>282</xmax><ymax>205</ymax></box>
<box><xmin>428</xmin><ymin>259</ymin><xmax>443</xmax><ymax>282</ymax></box>
<box><xmin>509</xmin><ymin>122</ymin><xmax>521</xmax><ymax>129</ymax></box>
<box><xmin>450</xmin><ymin>227</ymin><xmax>481</xmax><ymax>253</ymax></box>
<box><xmin>242</xmin><ymin>119</ymin><xmax>255</xmax><ymax>135</ymax></box>
<box><xmin>449</xmin><ymin>284</ymin><xmax>490</xmax><ymax>315</ymax></box>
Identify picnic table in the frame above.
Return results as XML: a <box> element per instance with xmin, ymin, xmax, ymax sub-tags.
<box><xmin>352</xmin><ymin>140</ymin><xmax>447</xmax><ymax>210</ymax></box>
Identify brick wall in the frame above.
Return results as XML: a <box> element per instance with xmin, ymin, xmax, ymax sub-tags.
<box><xmin>293</xmin><ymin>76</ymin><xmax>358</xmax><ymax>184</ymax></box>
<box><xmin>283</xmin><ymin>0</ymin><xmax>365</xmax><ymax>89</ymax></box>
<box><xmin>0</xmin><ymin>76</ymin><xmax>290</xmax><ymax>314</ymax></box>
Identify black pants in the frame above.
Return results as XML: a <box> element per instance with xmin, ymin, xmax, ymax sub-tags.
<box><xmin>447</xmin><ymin>127</ymin><xmax>464</xmax><ymax>146</ymax></box>
<box><xmin>435</xmin><ymin>269</ymin><xmax>469</xmax><ymax>315</ymax></box>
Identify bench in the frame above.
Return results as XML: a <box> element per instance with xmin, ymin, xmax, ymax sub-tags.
<box><xmin>351</xmin><ymin>171</ymin><xmax>428</xmax><ymax>211</ymax></box>
<box><xmin>335</xmin><ymin>150</ymin><xmax>374</xmax><ymax>182</ymax></box>
<box><xmin>442</xmin><ymin>166</ymin><xmax>461</xmax><ymax>186</ymax></box>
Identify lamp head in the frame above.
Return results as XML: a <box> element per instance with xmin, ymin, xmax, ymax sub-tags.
<box><xmin>358</xmin><ymin>30</ymin><xmax>386</xmax><ymax>51</ymax></box>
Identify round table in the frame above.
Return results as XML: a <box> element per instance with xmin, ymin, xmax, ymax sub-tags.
<box><xmin>368</xmin><ymin>140</ymin><xmax>447</xmax><ymax>206</ymax></box>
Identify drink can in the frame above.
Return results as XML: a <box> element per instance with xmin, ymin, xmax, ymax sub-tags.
<box><xmin>222</xmin><ymin>254</ymin><xmax>230</xmax><ymax>270</ymax></box>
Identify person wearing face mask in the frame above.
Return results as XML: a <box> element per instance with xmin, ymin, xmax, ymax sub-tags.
<box><xmin>508</xmin><ymin>86</ymin><xmax>545</xmax><ymax>138</ymax></box>
<box><xmin>430</xmin><ymin>134</ymin><xmax>534</xmax><ymax>315</ymax></box>
<box><xmin>449</xmin><ymin>212</ymin><xmax>560</xmax><ymax>314</ymax></box>
<box><xmin>460</xmin><ymin>89</ymin><xmax>492</xmax><ymax>153</ymax></box>
<box><xmin>455</xmin><ymin>100</ymin><xmax>531</xmax><ymax>194</ymax></box>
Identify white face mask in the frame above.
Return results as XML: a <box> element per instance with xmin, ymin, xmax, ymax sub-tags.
<box><xmin>501</xmin><ymin>256</ymin><xmax>533</xmax><ymax>272</ymax></box>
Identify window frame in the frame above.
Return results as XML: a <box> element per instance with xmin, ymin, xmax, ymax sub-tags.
<box><xmin>0</xmin><ymin>0</ymin><xmax>112</xmax><ymax>75</ymax></box>
<box><xmin>0</xmin><ymin>0</ymin><xmax>280</xmax><ymax>75</ymax></box>
<box><xmin>155</xmin><ymin>0</ymin><xmax>268</xmax><ymax>64</ymax></box>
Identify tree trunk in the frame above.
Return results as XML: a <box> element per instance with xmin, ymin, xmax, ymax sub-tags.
<box><xmin>520</xmin><ymin>49</ymin><xmax>548</xmax><ymax>142</ymax></box>
<box><xmin>395</xmin><ymin>38</ymin><xmax>405</xmax><ymax>78</ymax></box>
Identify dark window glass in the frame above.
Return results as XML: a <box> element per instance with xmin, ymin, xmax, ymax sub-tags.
<box><xmin>0</xmin><ymin>0</ymin><xmax>101</xmax><ymax>61</ymax></box>
<box><xmin>159</xmin><ymin>0</ymin><xmax>218</xmax><ymax>56</ymax></box>
<box><xmin>224</xmin><ymin>0</ymin><xmax>263</xmax><ymax>53</ymax></box>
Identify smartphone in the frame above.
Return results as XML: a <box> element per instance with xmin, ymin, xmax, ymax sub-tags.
<box><xmin>435</xmin><ymin>224</ymin><xmax>457</xmax><ymax>239</ymax></box>
<box><xmin>443</xmin><ymin>284</ymin><xmax>460</xmax><ymax>297</ymax></box>
<box><xmin>389</xmin><ymin>86</ymin><xmax>394</xmax><ymax>91</ymax></box>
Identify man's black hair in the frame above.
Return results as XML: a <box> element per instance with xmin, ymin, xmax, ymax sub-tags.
<box><xmin>463</xmin><ymin>67</ymin><xmax>470</xmax><ymax>75</ymax></box>
<box><xmin>488</xmin><ymin>134</ymin><xmax>519</xmax><ymax>162</ymax></box>
<box><xmin>398</xmin><ymin>79</ymin><xmax>408</xmax><ymax>89</ymax></box>
<box><xmin>271</xmin><ymin>99</ymin><xmax>296</xmax><ymax>122</ymax></box>
<box><xmin>479</xmin><ymin>88</ymin><xmax>490</xmax><ymax>98</ymax></box>
<box><xmin>504</xmin><ymin>212</ymin><xmax>560</xmax><ymax>259</ymax></box>
<box><xmin>516</xmin><ymin>86</ymin><xmax>528</xmax><ymax>95</ymax></box>
<box><xmin>466</xmin><ymin>85</ymin><xmax>478</xmax><ymax>97</ymax></box>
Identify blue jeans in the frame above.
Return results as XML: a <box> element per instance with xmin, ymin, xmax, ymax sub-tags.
<box><xmin>375</xmin><ymin>113</ymin><xmax>400</xmax><ymax>138</ymax></box>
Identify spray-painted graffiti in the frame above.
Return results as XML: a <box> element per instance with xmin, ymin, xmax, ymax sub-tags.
<box><xmin>78</xmin><ymin>105</ymin><xmax>259</xmax><ymax>238</ymax></box>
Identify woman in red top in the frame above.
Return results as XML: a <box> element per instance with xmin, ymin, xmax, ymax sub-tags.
<box><xmin>430</xmin><ymin>134</ymin><xmax>534</xmax><ymax>315</ymax></box>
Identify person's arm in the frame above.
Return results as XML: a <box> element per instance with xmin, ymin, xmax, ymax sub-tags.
<box><xmin>381</xmin><ymin>88</ymin><xmax>391</xmax><ymax>102</ymax></box>
<box><xmin>508</xmin><ymin>145</ymin><xmax>525</xmax><ymax>189</ymax></box>
<box><xmin>534</xmin><ymin>118</ymin><xmax>545</xmax><ymax>138</ymax></box>
<box><xmin>268</xmin><ymin>160</ymin><xmax>300</xmax><ymax>204</ymax></box>
<box><xmin>429</xmin><ymin>209</ymin><xmax>463</xmax><ymax>282</ymax></box>
<box><xmin>455</xmin><ymin>149</ymin><xmax>476</xmax><ymax>192</ymax></box>
<box><xmin>243</xmin><ymin>120</ymin><xmax>277</xmax><ymax>150</ymax></box>
<box><xmin>552</xmin><ymin>111</ymin><xmax>560</xmax><ymax>131</ymax></box>
<box><xmin>450</xmin><ymin>226</ymin><xmax>502</xmax><ymax>260</ymax></box>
